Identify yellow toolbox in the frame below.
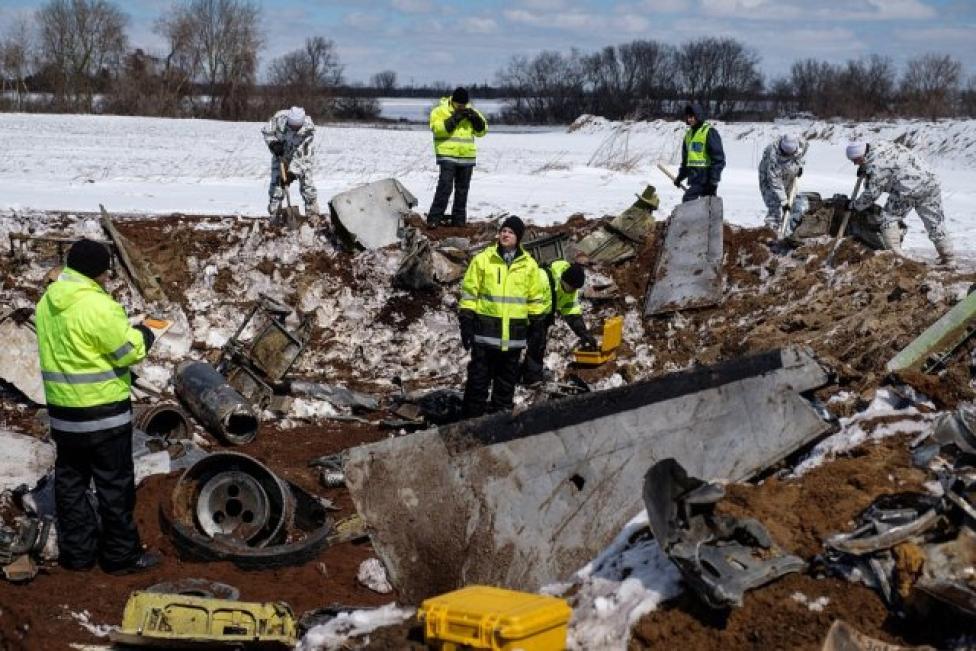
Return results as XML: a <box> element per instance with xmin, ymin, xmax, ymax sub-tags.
<box><xmin>573</xmin><ymin>315</ymin><xmax>623</xmax><ymax>366</ymax></box>
<box><xmin>419</xmin><ymin>585</ymin><xmax>571</xmax><ymax>651</ymax></box>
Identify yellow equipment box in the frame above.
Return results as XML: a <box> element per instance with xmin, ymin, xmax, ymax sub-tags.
<box><xmin>109</xmin><ymin>591</ymin><xmax>297</xmax><ymax>649</ymax></box>
<box><xmin>419</xmin><ymin>585</ymin><xmax>571</xmax><ymax>651</ymax></box>
<box><xmin>573</xmin><ymin>315</ymin><xmax>623</xmax><ymax>366</ymax></box>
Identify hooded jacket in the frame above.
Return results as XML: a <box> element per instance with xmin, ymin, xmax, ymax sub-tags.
<box><xmin>676</xmin><ymin>102</ymin><xmax>726</xmax><ymax>187</ymax></box>
<box><xmin>35</xmin><ymin>268</ymin><xmax>149</xmax><ymax>437</ymax></box>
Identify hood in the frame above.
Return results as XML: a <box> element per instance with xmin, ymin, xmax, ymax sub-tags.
<box><xmin>684</xmin><ymin>102</ymin><xmax>706</xmax><ymax>123</ymax></box>
<box><xmin>41</xmin><ymin>268</ymin><xmax>103</xmax><ymax>313</ymax></box>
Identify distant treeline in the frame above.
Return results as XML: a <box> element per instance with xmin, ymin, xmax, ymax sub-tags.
<box><xmin>2</xmin><ymin>0</ymin><xmax>974</xmax><ymax>124</ymax></box>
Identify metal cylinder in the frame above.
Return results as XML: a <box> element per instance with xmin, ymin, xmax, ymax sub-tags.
<box><xmin>134</xmin><ymin>402</ymin><xmax>191</xmax><ymax>440</ymax></box>
<box><xmin>174</xmin><ymin>361</ymin><xmax>260</xmax><ymax>445</ymax></box>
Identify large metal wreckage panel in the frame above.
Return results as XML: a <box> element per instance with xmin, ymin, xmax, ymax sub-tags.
<box><xmin>645</xmin><ymin>195</ymin><xmax>725</xmax><ymax>315</ymax></box>
<box><xmin>344</xmin><ymin>346</ymin><xmax>831</xmax><ymax>603</ymax></box>
<box><xmin>328</xmin><ymin>178</ymin><xmax>417</xmax><ymax>250</ymax></box>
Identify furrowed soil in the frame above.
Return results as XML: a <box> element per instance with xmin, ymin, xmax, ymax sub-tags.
<box><xmin>1</xmin><ymin>211</ymin><xmax>974</xmax><ymax>649</ymax></box>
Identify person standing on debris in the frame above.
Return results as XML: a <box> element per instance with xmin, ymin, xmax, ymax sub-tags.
<box><xmin>427</xmin><ymin>87</ymin><xmax>488</xmax><ymax>227</ymax></box>
<box><xmin>262</xmin><ymin>106</ymin><xmax>318</xmax><ymax>218</ymax></box>
<box><xmin>521</xmin><ymin>260</ymin><xmax>596</xmax><ymax>385</ymax></box>
<box><xmin>458</xmin><ymin>216</ymin><xmax>545</xmax><ymax>417</ymax></box>
<box><xmin>674</xmin><ymin>102</ymin><xmax>725</xmax><ymax>202</ymax></box>
<box><xmin>759</xmin><ymin>134</ymin><xmax>808</xmax><ymax>232</ymax></box>
<box><xmin>846</xmin><ymin>141</ymin><xmax>954</xmax><ymax>264</ymax></box>
<box><xmin>35</xmin><ymin>240</ymin><xmax>160</xmax><ymax>575</ymax></box>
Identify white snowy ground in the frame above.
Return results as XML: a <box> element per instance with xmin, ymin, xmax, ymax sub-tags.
<box><xmin>1</xmin><ymin>112</ymin><xmax>974</xmax><ymax>257</ymax></box>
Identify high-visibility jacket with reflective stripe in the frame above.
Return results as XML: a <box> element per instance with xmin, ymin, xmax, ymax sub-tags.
<box><xmin>684</xmin><ymin>123</ymin><xmax>712</xmax><ymax>168</ymax></box>
<box><xmin>537</xmin><ymin>260</ymin><xmax>582</xmax><ymax>317</ymax></box>
<box><xmin>459</xmin><ymin>245</ymin><xmax>544</xmax><ymax>351</ymax></box>
<box><xmin>430</xmin><ymin>97</ymin><xmax>487</xmax><ymax>164</ymax></box>
<box><xmin>35</xmin><ymin>268</ymin><xmax>146</xmax><ymax>413</ymax></box>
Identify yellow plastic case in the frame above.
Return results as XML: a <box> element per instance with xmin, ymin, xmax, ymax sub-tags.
<box><xmin>109</xmin><ymin>591</ymin><xmax>297</xmax><ymax>649</ymax></box>
<box><xmin>419</xmin><ymin>585</ymin><xmax>571</xmax><ymax>651</ymax></box>
<box><xmin>573</xmin><ymin>315</ymin><xmax>623</xmax><ymax>366</ymax></box>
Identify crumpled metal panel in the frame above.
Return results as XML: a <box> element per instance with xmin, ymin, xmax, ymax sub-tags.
<box><xmin>644</xmin><ymin>196</ymin><xmax>725</xmax><ymax>315</ymax></box>
<box><xmin>344</xmin><ymin>346</ymin><xmax>830</xmax><ymax>603</ymax></box>
<box><xmin>329</xmin><ymin>178</ymin><xmax>417</xmax><ymax>250</ymax></box>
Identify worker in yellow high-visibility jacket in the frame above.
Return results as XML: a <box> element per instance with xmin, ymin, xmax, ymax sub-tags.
<box><xmin>674</xmin><ymin>102</ymin><xmax>725</xmax><ymax>203</ymax></box>
<box><xmin>458</xmin><ymin>216</ymin><xmax>545</xmax><ymax>417</ymax></box>
<box><xmin>35</xmin><ymin>239</ymin><xmax>160</xmax><ymax>575</ymax></box>
<box><xmin>427</xmin><ymin>86</ymin><xmax>487</xmax><ymax>227</ymax></box>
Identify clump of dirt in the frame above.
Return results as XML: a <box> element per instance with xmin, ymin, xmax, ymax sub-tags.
<box><xmin>376</xmin><ymin>289</ymin><xmax>443</xmax><ymax>330</ymax></box>
<box><xmin>894</xmin><ymin>367</ymin><xmax>976</xmax><ymax>408</ymax></box>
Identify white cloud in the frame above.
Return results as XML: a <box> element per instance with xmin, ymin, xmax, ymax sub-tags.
<box><xmin>391</xmin><ymin>0</ymin><xmax>434</xmax><ymax>12</ymax></box>
<box><xmin>343</xmin><ymin>11</ymin><xmax>384</xmax><ymax>29</ymax></box>
<box><xmin>636</xmin><ymin>0</ymin><xmax>686</xmax><ymax>11</ymax></box>
<box><xmin>864</xmin><ymin>0</ymin><xmax>935</xmax><ymax>19</ymax></box>
<box><xmin>461</xmin><ymin>17</ymin><xmax>499</xmax><ymax>34</ymax></box>
<box><xmin>519</xmin><ymin>0</ymin><xmax>573</xmax><ymax>9</ymax></box>
<box><xmin>611</xmin><ymin>14</ymin><xmax>652</xmax><ymax>33</ymax></box>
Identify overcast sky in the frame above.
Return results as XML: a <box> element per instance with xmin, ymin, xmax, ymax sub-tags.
<box><xmin>2</xmin><ymin>0</ymin><xmax>974</xmax><ymax>87</ymax></box>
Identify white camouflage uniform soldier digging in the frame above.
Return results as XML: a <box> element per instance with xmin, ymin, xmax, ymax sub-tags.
<box><xmin>759</xmin><ymin>134</ymin><xmax>807</xmax><ymax>232</ymax></box>
<box><xmin>262</xmin><ymin>106</ymin><xmax>319</xmax><ymax>217</ymax></box>
<box><xmin>846</xmin><ymin>141</ymin><xmax>954</xmax><ymax>264</ymax></box>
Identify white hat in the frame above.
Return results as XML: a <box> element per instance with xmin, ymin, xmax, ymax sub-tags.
<box><xmin>779</xmin><ymin>134</ymin><xmax>799</xmax><ymax>156</ymax></box>
<box><xmin>846</xmin><ymin>141</ymin><xmax>867</xmax><ymax>161</ymax></box>
<box><xmin>286</xmin><ymin>106</ymin><xmax>306</xmax><ymax>128</ymax></box>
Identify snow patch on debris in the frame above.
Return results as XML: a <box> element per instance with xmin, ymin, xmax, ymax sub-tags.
<box><xmin>298</xmin><ymin>603</ymin><xmax>414</xmax><ymax>651</ymax></box>
<box><xmin>357</xmin><ymin>557</ymin><xmax>393</xmax><ymax>594</ymax></box>
<box><xmin>793</xmin><ymin>388</ymin><xmax>937</xmax><ymax>476</ymax></box>
<box><xmin>791</xmin><ymin>592</ymin><xmax>830</xmax><ymax>612</ymax></box>
<box><xmin>67</xmin><ymin>609</ymin><xmax>117</xmax><ymax>638</ymax></box>
<box><xmin>547</xmin><ymin>510</ymin><xmax>682</xmax><ymax>651</ymax></box>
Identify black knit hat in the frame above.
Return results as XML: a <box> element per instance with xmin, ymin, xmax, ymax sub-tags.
<box><xmin>500</xmin><ymin>216</ymin><xmax>525</xmax><ymax>242</ymax></box>
<box><xmin>67</xmin><ymin>238</ymin><xmax>111</xmax><ymax>280</ymax></box>
<box><xmin>562</xmin><ymin>263</ymin><xmax>585</xmax><ymax>289</ymax></box>
<box><xmin>451</xmin><ymin>86</ymin><xmax>469</xmax><ymax>104</ymax></box>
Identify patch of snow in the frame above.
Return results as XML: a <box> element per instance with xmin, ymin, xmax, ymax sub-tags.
<box><xmin>791</xmin><ymin>592</ymin><xmax>830</xmax><ymax>612</ymax></box>
<box><xmin>357</xmin><ymin>557</ymin><xmax>393</xmax><ymax>594</ymax></box>
<box><xmin>297</xmin><ymin>603</ymin><xmax>414</xmax><ymax>651</ymax></box>
<box><xmin>546</xmin><ymin>510</ymin><xmax>682</xmax><ymax>651</ymax></box>
<box><xmin>68</xmin><ymin>610</ymin><xmax>117</xmax><ymax>638</ymax></box>
<box><xmin>289</xmin><ymin>398</ymin><xmax>340</xmax><ymax>421</ymax></box>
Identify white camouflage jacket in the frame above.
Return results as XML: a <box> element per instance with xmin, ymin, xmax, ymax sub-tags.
<box><xmin>758</xmin><ymin>136</ymin><xmax>808</xmax><ymax>204</ymax></box>
<box><xmin>854</xmin><ymin>142</ymin><xmax>937</xmax><ymax>210</ymax></box>
<box><xmin>262</xmin><ymin>111</ymin><xmax>315</xmax><ymax>174</ymax></box>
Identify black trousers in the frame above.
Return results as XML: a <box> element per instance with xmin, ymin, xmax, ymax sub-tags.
<box><xmin>428</xmin><ymin>161</ymin><xmax>474</xmax><ymax>225</ymax></box>
<box><xmin>54</xmin><ymin>426</ymin><xmax>141</xmax><ymax>571</ymax></box>
<box><xmin>682</xmin><ymin>179</ymin><xmax>717</xmax><ymax>202</ymax></box>
<box><xmin>522</xmin><ymin>318</ymin><xmax>554</xmax><ymax>384</ymax></box>
<box><xmin>463</xmin><ymin>344</ymin><xmax>522</xmax><ymax>418</ymax></box>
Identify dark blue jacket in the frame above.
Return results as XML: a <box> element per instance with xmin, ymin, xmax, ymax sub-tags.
<box><xmin>677</xmin><ymin>102</ymin><xmax>726</xmax><ymax>187</ymax></box>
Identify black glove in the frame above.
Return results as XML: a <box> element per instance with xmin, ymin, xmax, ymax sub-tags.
<box><xmin>579</xmin><ymin>334</ymin><xmax>598</xmax><ymax>351</ymax></box>
<box><xmin>286</xmin><ymin>171</ymin><xmax>297</xmax><ymax>184</ymax></box>
<box><xmin>459</xmin><ymin>311</ymin><xmax>475</xmax><ymax>351</ymax></box>
<box><xmin>269</xmin><ymin>141</ymin><xmax>285</xmax><ymax>156</ymax></box>
<box><xmin>445</xmin><ymin>114</ymin><xmax>461</xmax><ymax>132</ymax></box>
<box><xmin>796</xmin><ymin>167</ymin><xmax>803</xmax><ymax>178</ymax></box>
<box><xmin>781</xmin><ymin>203</ymin><xmax>790</xmax><ymax>215</ymax></box>
<box><xmin>702</xmin><ymin>183</ymin><xmax>718</xmax><ymax>196</ymax></box>
<box><xmin>856</xmin><ymin>164</ymin><xmax>867</xmax><ymax>178</ymax></box>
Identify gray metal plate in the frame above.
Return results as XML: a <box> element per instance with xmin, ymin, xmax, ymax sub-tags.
<box><xmin>328</xmin><ymin>178</ymin><xmax>417</xmax><ymax>250</ymax></box>
<box><xmin>645</xmin><ymin>196</ymin><xmax>725</xmax><ymax>315</ymax></box>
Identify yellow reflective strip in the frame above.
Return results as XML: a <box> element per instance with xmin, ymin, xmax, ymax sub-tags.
<box><xmin>42</xmin><ymin>368</ymin><xmax>129</xmax><ymax>384</ymax></box>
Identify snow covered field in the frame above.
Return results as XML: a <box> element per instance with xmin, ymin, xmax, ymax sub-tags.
<box><xmin>1</xmin><ymin>112</ymin><xmax>974</xmax><ymax>257</ymax></box>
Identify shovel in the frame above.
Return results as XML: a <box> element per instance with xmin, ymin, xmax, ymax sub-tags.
<box><xmin>778</xmin><ymin>176</ymin><xmax>799</xmax><ymax>239</ymax></box>
<box><xmin>826</xmin><ymin>175</ymin><xmax>864</xmax><ymax>267</ymax></box>
<box><xmin>656</xmin><ymin>163</ymin><xmax>686</xmax><ymax>190</ymax></box>
<box><xmin>277</xmin><ymin>160</ymin><xmax>302</xmax><ymax>229</ymax></box>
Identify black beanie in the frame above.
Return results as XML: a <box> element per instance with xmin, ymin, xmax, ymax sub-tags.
<box><xmin>501</xmin><ymin>216</ymin><xmax>525</xmax><ymax>242</ymax></box>
<box><xmin>67</xmin><ymin>238</ymin><xmax>111</xmax><ymax>279</ymax></box>
<box><xmin>451</xmin><ymin>86</ymin><xmax>469</xmax><ymax>104</ymax></box>
<box><xmin>562</xmin><ymin>263</ymin><xmax>585</xmax><ymax>289</ymax></box>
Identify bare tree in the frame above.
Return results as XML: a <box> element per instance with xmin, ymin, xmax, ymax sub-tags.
<box><xmin>370</xmin><ymin>69</ymin><xmax>397</xmax><ymax>93</ymax></box>
<box><xmin>962</xmin><ymin>74</ymin><xmax>976</xmax><ymax>118</ymax></box>
<box><xmin>0</xmin><ymin>15</ymin><xmax>36</xmax><ymax>110</ymax></box>
<box><xmin>618</xmin><ymin>39</ymin><xmax>679</xmax><ymax>118</ymax></box>
<box><xmin>157</xmin><ymin>0</ymin><xmax>262</xmax><ymax>119</ymax></box>
<box><xmin>788</xmin><ymin>58</ymin><xmax>839</xmax><ymax>117</ymax></box>
<box><xmin>35</xmin><ymin>0</ymin><xmax>128</xmax><ymax>111</ymax></box>
<box><xmin>900</xmin><ymin>53</ymin><xmax>962</xmax><ymax>120</ymax></box>
<box><xmin>676</xmin><ymin>37</ymin><xmax>762</xmax><ymax>118</ymax></box>
<box><xmin>497</xmin><ymin>50</ymin><xmax>586</xmax><ymax>123</ymax></box>
<box><xmin>267</xmin><ymin>36</ymin><xmax>344</xmax><ymax>116</ymax></box>
<box><xmin>836</xmin><ymin>55</ymin><xmax>896</xmax><ymax>120</ymax></box>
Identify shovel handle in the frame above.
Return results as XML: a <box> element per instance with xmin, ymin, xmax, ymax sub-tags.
<box><xmin>778</xmin><ymin>177</ymin><xmax>799</xmax><ymax>238</ymax></box>
<box><xmin>656</xmin><ymin>163</ymin><xmax>685</xmax><ymax>190</ymax></box>
<box><xmin>826</xmin><ymin>175</ymin><xmax>864</xmax><ymax>266</ymax></box>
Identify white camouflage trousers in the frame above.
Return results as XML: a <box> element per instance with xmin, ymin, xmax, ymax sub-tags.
<box><xmin>881</xmin><ymin>182</ymin><xmax>946</xmax><ymax>244</ymax></box>
<box><xmin>268</xmin><ymin>157</ymin><xmax>317</xmax><ymax>214</ymax></box>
